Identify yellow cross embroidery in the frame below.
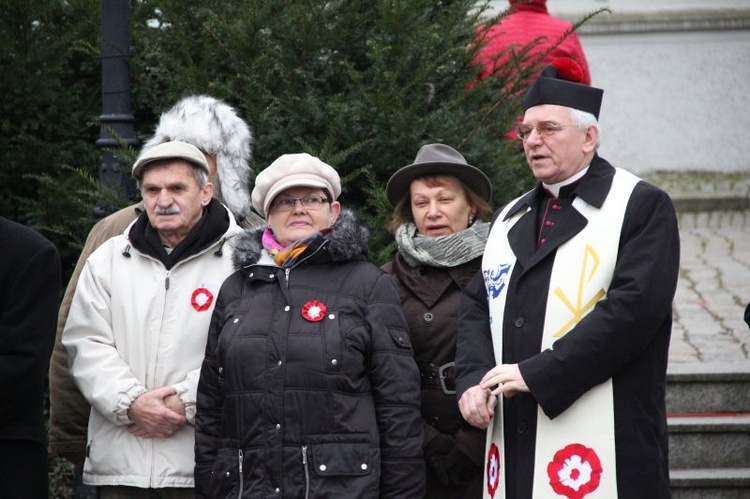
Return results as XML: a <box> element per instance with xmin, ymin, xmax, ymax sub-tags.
<box><xmin>552</xmin><ymin>244</ymin><xmax>606</xmax><ymax>337</ymax></box>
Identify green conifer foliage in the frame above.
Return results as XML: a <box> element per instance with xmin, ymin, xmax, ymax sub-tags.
<box><xmin>2</xmin><ymin>0</ymin><xmax>594</xmax><ymax>271</ymax></box>
<box><xmin>128</xmin><ymin>0</ymin><xmax>545</xmax><ymax>262</ymax></box>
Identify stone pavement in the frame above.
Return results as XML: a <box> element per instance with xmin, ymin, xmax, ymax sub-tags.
<box><xmin>643</xmin><ymin>171</ymin><xmax>750</xmax><ymax>365</ymax></box>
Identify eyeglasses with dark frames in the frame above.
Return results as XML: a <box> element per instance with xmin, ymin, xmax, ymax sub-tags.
<box><xmin>271</xmin><ymin>195</ymin><xmax>330</xmax><ymax>211</ymax></box>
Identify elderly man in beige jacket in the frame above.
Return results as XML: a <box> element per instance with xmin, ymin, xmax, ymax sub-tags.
<box><xmin>63</xmin><ymin>141</ymin><xmax>243</xmax><ymax>497</ymax></box>
<box><xmin>49</xmin><ymin>96</ymin><xmax>261</xmax><ymax>496</ymax></box>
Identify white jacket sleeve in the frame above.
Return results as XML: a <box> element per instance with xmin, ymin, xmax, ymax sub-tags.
<box><xmin>62</xmin><ymin>251</ymin><xmax>147</xmax><ymax>426</ymax></box>
<box><xmin>172</xmin><ymin>368</ymin><xmax>200</xmax><ymax>424</ymax></box>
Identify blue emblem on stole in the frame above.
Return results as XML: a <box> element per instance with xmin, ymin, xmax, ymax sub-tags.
<box><xmin>483</xmin><ymin>263</ymin><xmax>511</xmax><ymax>299</ymax></box>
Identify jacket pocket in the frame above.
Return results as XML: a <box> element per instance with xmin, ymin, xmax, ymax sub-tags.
<box><xmin>209</xmin><ymin>447</ymin><xmax>241</xmax><ymax>498</ymax></box>
<box><xmin>308</xmin><ymin>442</ymin><xmax>380</xmax><ymax>497</ymax></box>
<box><xmin>311</xmin><ymin>441</ymin><xmax>375</xmax><ymax>477</ymax></box>
<box><xmin>388</xmin><ymin>327</ymin><xmax>413</xmax><ymax>352</ymax></box>
<box><xmin>322</xmin><ymin>309</ymin><xmax>342</xmax><ymax>373</ymax></box>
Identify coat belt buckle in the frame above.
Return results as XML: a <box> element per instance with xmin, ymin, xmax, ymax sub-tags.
<box><xmin>438</xmin><ymin>361</ymin><xmax>456</xmax><ymax>395</ymax></box>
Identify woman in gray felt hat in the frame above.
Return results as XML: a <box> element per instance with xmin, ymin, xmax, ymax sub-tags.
<box><xmin>195</xmin><ymin>152</ymin><xmax>425</xmax><ymax>498</ymax></box>
<box><xmin>382</xmin><ymin>143</ymin><xmax>493</xmax><ymax>499</ymax></box>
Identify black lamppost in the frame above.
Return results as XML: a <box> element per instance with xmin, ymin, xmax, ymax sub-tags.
<box><xmin>95</xmin><ymin>0</ymin><xmax>137</xmax><ymax>218</ymax></box>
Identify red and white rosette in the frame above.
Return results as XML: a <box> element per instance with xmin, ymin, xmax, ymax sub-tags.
<box><xmin>301</xmin><ymin>300</ymin><xmax>327</xmax><ymax>322</ymax></box>
<box><xmin>546</xmin><ymin>443</ymin><xmax>603</xmax><ymax>499</ymax></box>
<box><xmin>191</xmin><ymin>287</ymin><xmax>214</xmax><ymax>312</ymax></box>
<box><xmin>486</xmin><ymin>442</ymin><xmax>501</xmax><ymax>498</ymax></box>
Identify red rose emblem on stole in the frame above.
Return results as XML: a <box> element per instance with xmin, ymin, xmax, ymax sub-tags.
<box><xmin>486</xmin><ymin>443</ymin><xmax>501</xmax><ymax>497</ymax></box>
<box><xmin>547</xmin><ymin>443</ymin><xmax>603</xmax><ymax>498</ymax></box>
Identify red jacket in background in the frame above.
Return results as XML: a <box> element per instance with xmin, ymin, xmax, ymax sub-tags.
<box><xmin>474</xmin><ymin>0</ymin><xmax>591</xmax><ymax>85</ymax></box>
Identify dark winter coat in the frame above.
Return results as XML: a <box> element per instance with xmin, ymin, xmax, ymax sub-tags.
<box><xmin>383</xmin><ymin>254</ymin><xmax>485</xmax><ymax>499</ymax></box>
<box><xmin>456</xmin><ymin>157</ymin><xmax>680</xmax><ymax>498</ymax></box>
<box><xmin>0</xmin><ymin>217</ymin><xmax>60</xmax><ymax>442</ymax></box>
<box><xmin>195</xmin><ymin>210</ymin><xmax>425</xmax><ymax>498</ymax></box>
<box><xmin>0</xmin><ymin>217</ymin><xmax>61</xmax><ymax>498</ymax></box>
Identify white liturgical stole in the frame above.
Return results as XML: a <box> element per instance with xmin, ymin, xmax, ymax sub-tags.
<box><xmin>480</xmin><ymin>168</ymin><xmax>640</xmax><ymax>498</ymax></box>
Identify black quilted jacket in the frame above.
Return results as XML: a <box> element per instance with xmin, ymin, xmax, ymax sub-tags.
<box><xmin>195</xmin><ymin>210</ymin><xmax>425</xmax><ymax>498</ymax></box>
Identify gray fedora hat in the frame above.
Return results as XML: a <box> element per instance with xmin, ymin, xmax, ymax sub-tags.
<box><xmin>386</xmin><ymin>143</ymin><xmax>492</xmax><ymax>206</ymax></box>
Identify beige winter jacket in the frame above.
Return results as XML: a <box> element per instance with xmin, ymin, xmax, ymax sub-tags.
<box><xmin>49</xmin><ymin>203</ymin><xmax>141</xmax><ymax>467</ymax></box>
<box><xmin>62</xmin><ymin>207</ymin><xmax>240</xmax><ymax>488</ymax></box>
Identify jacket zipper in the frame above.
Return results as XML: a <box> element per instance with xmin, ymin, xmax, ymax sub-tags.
<box><xmin>237</xmin><ymin>448</ymin><xmax>244</xmax><ymax>498</ymax></box>
<box><xmin>283</xmin><ymin>240</ymin><xmax>328</xmax><ymax>288</ymax></box>
<box><xmin>301</xmin><ymin>445</ymin><xmax>310</xmax><ymax>499</ymax></box>
<box><xmin>150</xmin><ymin>268</ymin><xmax>172</xmax><ymax>389</ymax></box>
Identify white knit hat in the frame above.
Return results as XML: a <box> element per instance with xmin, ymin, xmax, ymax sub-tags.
<box><xmin>252</xmin><ymin>153</ymin><xmax>341</xmax><ymax>217</ymax></box>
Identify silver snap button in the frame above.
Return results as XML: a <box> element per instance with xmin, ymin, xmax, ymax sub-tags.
<box><xmin>319</xmin><ymin>464</ymin><xmax>327</xmax><ymax>472</ymax></box>
<box><xmin>328</xmin><ymin>314</ymin><xmax>335</xmax><ymax>319</ymax></box>
<box><xmin>275</xmin><ymin>423</ymin><xmax>281</xmax><ymax>430</ymax></box>
<box><xmin>277</xmin><ymin>360</ymin><xmax>282</xmax><ymax>366</ymax></box>
<box><xmin>233</xmin><ymin>318</ymin><xmax>239</xmax><ymax>323</ymax></box>
<box><xmin>331</xmin><ymin>359</ymin><xmax>338</xmax><ymax>366</ymax></box>
<box><xmin>361</xmin><ymin>463</ymin><xmax>368</xmax><ymax>470</ymax></box>
<box><xmin>284</xmin><ymin>305</ymin><xmax>290</xmax><ymax>312</ymax></box>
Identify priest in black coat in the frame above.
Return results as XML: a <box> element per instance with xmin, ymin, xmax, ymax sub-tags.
<box><xmin>0</xmin><ymin>217</ymin><xmax>61</xmax><ymax>498</ymax></box>
<box><xmin>456</xmin><ymin>60</ymin><xmax>680</xmax><ymax>498</ymax></box>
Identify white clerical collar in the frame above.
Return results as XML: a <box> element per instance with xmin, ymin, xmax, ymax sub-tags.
<box><xmin>542</xmin><ymin>165</ymin><xmax>590</xmax><ymax>198</ymax></box>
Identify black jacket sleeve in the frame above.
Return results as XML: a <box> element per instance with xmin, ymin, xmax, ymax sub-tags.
<box><xmin>365</xmin><ymin>272</ymin><xmax>426</xmax><ymax>498</ymax></box>
<box><xmin>520</xmin><ymin>183</ymin><xmax>680</xmax><ymax>418</ymax></box>
<box><xmin>194</xmin><ymin>272</ymin><xmax>239</xmax><ymax>497</ymax></box>
<box><xmin>455</xmin><ymin>269</ymin><xmax>496</xmax><ymax>399</ymax></box>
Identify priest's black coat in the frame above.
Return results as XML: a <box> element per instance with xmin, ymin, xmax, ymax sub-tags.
<box><xmin>456</xmin><ymin>156</ymin><xmax>680</xmax><ymax>498</ymax></box>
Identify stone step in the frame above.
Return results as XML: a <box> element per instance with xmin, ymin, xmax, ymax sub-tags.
<box><xmin>666</xmin><ymin>362</ymin><xmax>750</xmax><ymax>414</ymax></box>
<box><xmin>666</xmin><ymin>363</ymin><xmax>750</xmax><ymax>495</ymax></box>
<box><xmin>672</xmin><ymin>193</ymin><xmax>749</xmax><ymax>213</ymax></box>
<box><xmin>668</xmin><ymin>415</ymin><xmax>750</xmax><ymax>469</ymax></box>
<box><xmin>670</xmin><ymin>468</ymin><xmax>750</xmax><ymax>499</ymax></box>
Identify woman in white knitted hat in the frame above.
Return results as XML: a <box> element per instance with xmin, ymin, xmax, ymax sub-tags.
<box><xmin>194</xmin><ymin>153</ymin><xmax>425</xmax><ymax>498</ymax></box>
<box><xmin>382</xmin><ymin>143</ymin><xmax>493</xmax><ymax>499</ymax></box>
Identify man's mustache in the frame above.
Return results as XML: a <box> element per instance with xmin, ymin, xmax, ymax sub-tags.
<box><xmin>154</xmin><ymin>205</ymin><xmax>181</xmax><ymax>215</ymax></box>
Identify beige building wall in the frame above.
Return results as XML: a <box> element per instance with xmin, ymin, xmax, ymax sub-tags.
<box><xmin>489</xmin><ymin>0</ymin><xmax>750</xmax><ymax>173</ymax></box>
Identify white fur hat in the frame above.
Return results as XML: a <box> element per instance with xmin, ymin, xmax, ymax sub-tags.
<box><xmin>252</xmin><ymin>153</ymin><xmax>341</xmax><ymax>217</ymax></box>
<box><xmin>142</xmin><ymin>95</ymin><xmax>257</xmax><ymax>224</ymax></box>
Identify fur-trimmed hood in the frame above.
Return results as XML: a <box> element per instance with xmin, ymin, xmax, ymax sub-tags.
<box><xmin>231</xmin><ymin>209</ymin><xmax>369</xmax><ymax>271</ymax></box>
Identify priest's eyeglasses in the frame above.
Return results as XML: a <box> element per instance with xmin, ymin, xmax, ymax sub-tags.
<box><xmin>271</xmin><ymin>195</ymin><xmax>330</xmax><ymax>211</ymax></box>
<box><xmin>515</xmin><ymin>122</ymin><xmax>577</xmax><ymax>141</ymax></box>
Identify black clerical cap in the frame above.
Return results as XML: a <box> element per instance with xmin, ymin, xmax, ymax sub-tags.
<box><xmin>522</xmin><ymin>59</ymin><xmax>604</xmax><ymax>119</ymax></box>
